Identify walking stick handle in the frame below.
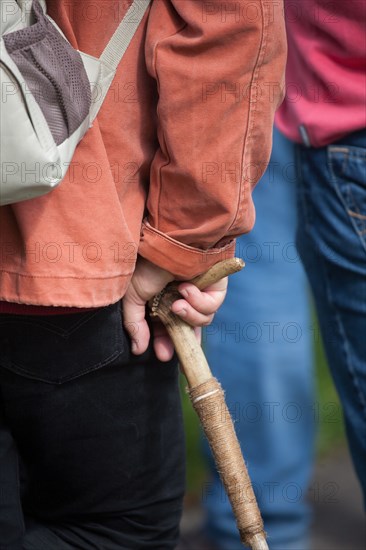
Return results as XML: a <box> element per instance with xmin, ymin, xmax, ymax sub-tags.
<box><xmin>190</xmin><ymin>257</ymin><xmax>244</xmax><ymax>289</ymax></box>
<box><xmin>150</xmin><ymin>258</ymin><xmax>268</xmax><ymax>550</ymax></box>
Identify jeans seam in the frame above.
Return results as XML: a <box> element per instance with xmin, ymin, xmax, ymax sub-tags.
<box><xmin>14</xmin><ymin>449</ymin><xmax>25</xmax><ymax>544</ymax></box>
<box><xmin>321</xmin><ymin>250</ymin><xmax>366</xmax><ymax>421</ymax></box>
<box><xmin>0</xmin><ymin>349</ymin><xmax>123</xmax><ymax>385</ymax></box>
<box><xmin>295</xmin><ymin>146</ymin><xmax>312</xmax><ymax>234</ymax></box>
<box><xmin>332</xmin><ymin>304</ymin><xmax>366</xmax><ymax>421</ymax></box>
<box><xmin>328</xmin><ymin>145</ymin><xmax>366</xmax><ymax>159</ymax></box>
<box><xmin>0</xmin><ymin>390</ymin><xmax>25</xmax><ymax>547</ymax></box>
<box><xmin>0</xmin><ymin>309</ymin><xmax>102</xmax><ymax>338</ymax></box>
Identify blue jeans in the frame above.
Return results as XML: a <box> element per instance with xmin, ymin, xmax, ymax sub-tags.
<box><xmin>0</xmin><ymin>303</ymin><xmax>185</xmax><ymax>549</ymax></box>
<box><xmin>203</xmin><ymin>128</ymin><xmax>314</xmax><ymax>549</ymax></box>
<box><xmin>296</xmin><ymin>128</ymin><xmax>366</xmax><ymax>503</ymax></box>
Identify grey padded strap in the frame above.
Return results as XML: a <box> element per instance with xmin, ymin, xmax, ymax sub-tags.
<box><xmin>16</xmin><ymin>0</ymin><xmax>47</xmax><ymax>13</ymax></box>
<box><xmin>88</xmin><ymin>0</ymin><xmax>151</xmax><ymax>122</ymax></box>
<box><xmin>100</xmin><ymin>0</ymin><xmax>151</xmax><ymax>69</ymax></box>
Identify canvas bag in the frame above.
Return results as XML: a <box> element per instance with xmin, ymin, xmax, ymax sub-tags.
<box><xmin>0</xmin><ymin>0</ymin><xmax>151</xmax><ymax>205</ymax></box>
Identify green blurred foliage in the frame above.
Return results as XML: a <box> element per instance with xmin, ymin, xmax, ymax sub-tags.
<box><xmin>313</xmin><ymin>325</ymin><xmax>345</xmax><ymax>455</ymax></box>
<box><xmin>180</xmin><ymin>378</ymin><xmax>206</xmax><ymax>497</ymax></box>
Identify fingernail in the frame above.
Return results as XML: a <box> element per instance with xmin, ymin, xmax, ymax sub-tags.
<box><xmin>131</xmin><ymin>341</ymin><xmax>138</xmax><ymax>353</ymax></box>
<box><xmin>176</xmin><ymin>308</ymin><xmax>187</xmax><ymax>317</ymax></box>
<box><xmin>180</xmin><ymin>288</ymin><xmax>188</xmax><ymax>298</ymax></box>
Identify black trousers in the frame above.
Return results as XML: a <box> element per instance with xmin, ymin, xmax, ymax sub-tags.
<box><xmin>0</xmin><ymin>302</ymin><xmax>185</xmax><ymax>549</ymax></box>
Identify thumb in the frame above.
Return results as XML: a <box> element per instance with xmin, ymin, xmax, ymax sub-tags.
<box><xmin>122</xmin><ymin>284</ymin><xmax>150</xmax><ymax>355</ymax></box>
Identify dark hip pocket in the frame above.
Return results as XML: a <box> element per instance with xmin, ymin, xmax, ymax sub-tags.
<box><xmin>0</xmin><ymin>302</ymin><xmax>127</xmax><ymax>384</ymax></box>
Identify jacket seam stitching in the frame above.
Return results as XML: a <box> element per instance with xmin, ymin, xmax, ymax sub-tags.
<box><xmin>150</xmin><ymin>22</ymin><xmax>188</xmax><ymax>229</ymax></box>
<box><xmin>0</xmin><ymin>270</ymin><xmax>133</xmax><ymax>280</ymax></box>
<box><xmin>228</xmin><ymin>0</ymin><xmax>269</xmax><ymax>233</ymax></box>
<box><xmin>1</xmin><ymin>349</ymin><xmax>123</xmax><ymax>385</ymax></box>
<box><xmin>142</xmin><ymin>225</ymin><xmax>235</xmax><ymax>255</ymax></box>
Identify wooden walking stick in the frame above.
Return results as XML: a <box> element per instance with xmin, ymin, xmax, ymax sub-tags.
<box><xmin>150</xmin><ymin>258</ymin><xmax>268</xmax><ymax>550</ymax></box>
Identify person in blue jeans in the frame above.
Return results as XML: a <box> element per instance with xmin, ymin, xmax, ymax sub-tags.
<box><xmin>276</xmin><ymin>0</ymin><xmax>366</xmax><ymax>506</ymax></box>
<box><xmin>295</xmin><ymin>129</ymin><xmax>366</xmax><ymax>501</ymax></box>
<box><xmin>203</xmin><ymin>127</ymin><xmax>315</xmax><ymax>549</ymax></box>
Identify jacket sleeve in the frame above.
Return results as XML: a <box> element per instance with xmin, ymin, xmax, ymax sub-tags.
<box><xmin>139</xmin><ymin>0</ymin><xmax>287</xmax><ymax>279</ymax></box>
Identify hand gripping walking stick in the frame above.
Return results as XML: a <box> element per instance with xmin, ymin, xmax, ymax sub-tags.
<box><xmin>150</xmin><ymin>258</ymin><xmax>268</xmax><ymax>550</ymax></box>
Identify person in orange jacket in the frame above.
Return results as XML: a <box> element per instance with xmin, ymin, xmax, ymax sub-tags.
<box><xmin>0</xmin><ymin>1</ymin><xmax>286</xmax><ymax>547</ymax></box>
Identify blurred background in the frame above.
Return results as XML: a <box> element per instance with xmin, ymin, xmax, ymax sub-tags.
<box><xmin>174</xmin><ymin>0</ymin><xmax>366</xmax><ymax>546</ymax></box>
<box><xmin>178</xmin><ymin>318</ymin><xmax>365</xmax><ymax>549</ymax></box>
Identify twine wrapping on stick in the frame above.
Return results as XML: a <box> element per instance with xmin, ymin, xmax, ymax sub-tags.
<box><xmin>150</xmin><ymin>258</ymin><xmax>269</xmax><ymax>550</ymax></box>
<box><xmin>189</xmin><ymin>378</ymin><xmax>264</xmax><ymax>548</ymax></box>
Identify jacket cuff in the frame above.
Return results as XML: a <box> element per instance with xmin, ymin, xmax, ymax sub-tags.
<box><xmin>138</xmin><ymin>221</ymin><xmax>236</xmax><ymax>280</ymax></box>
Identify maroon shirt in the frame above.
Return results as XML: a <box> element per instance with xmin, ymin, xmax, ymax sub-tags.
<box><xmin>277</xmin><ymin>0</ymin><xmax>366</xmax><ymax>147</ymax></box>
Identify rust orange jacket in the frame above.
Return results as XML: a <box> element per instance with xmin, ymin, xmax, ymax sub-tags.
<box><xmin>0</xmin><ymin>0</ymin><xmax>286</xmax><ymax>308</ymax></box>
